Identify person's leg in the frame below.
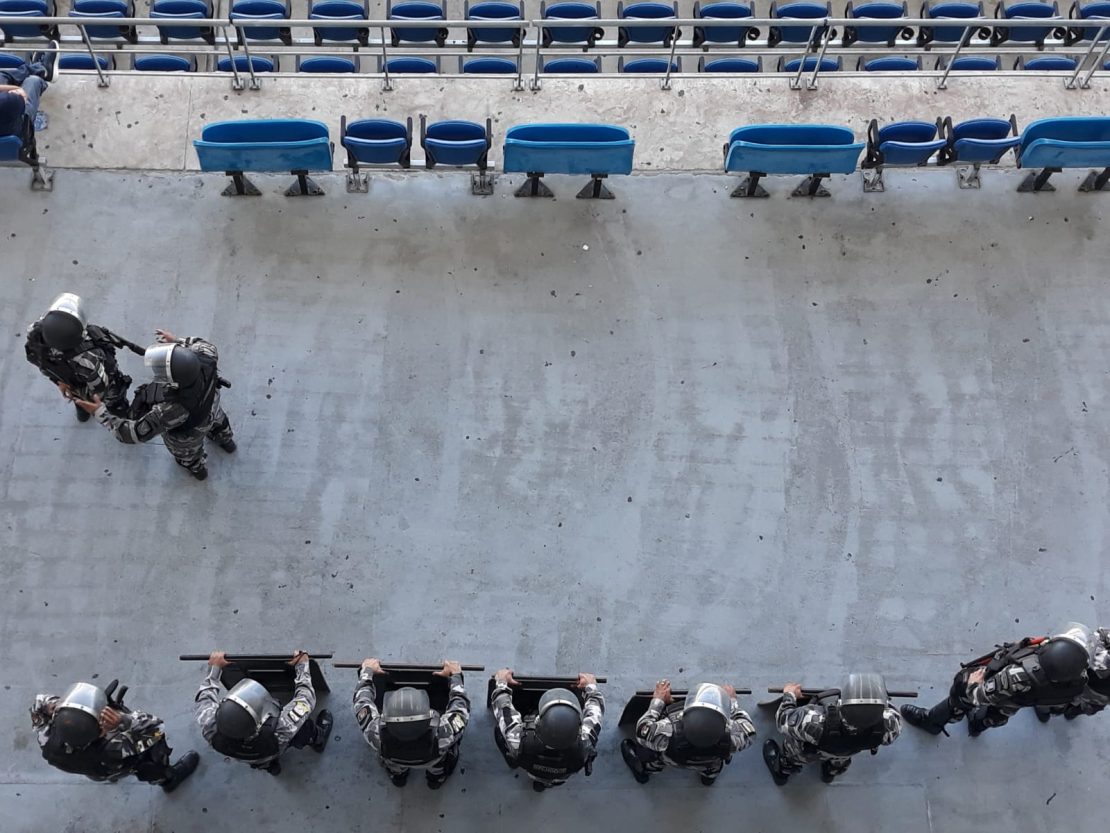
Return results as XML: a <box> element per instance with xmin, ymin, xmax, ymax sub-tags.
<box><xmin>821</xmin><ymin>756</ymin><xmax>851</xmax><ymax>783</ymax></box>
<box><xmin>288</xmin><ymin>718</ymin><xmax>319</xmax><ymax>749</ymax></box>
<box><xmin>207</xmin><ymin>401</ymin><xmax>236</xmax><ymax>452</ymax></box>
<box><xmin>164</xmin><ymin>429</ymin><xmax>209</xmax><ymax>480</ymax></box>
<box><xmin>382</xmin><ymin>759</ymin><xmax>410</xmax><ymax>787</ymax></box>
<box><xmin>620</xmin><ymin>738</ymin><xmax>660</xmax><ymax>783</ymax></box>
<box><xmin>130</xmin><ymin>738</ymin><xmax>199</xmax><ymax>792</ymax></box>
<box><xmin>20</xmin><ymin>76</ymin><xmax>47</xmax><ymax>124</ymax></box>
<box><xmin>102</xmin><ymin>371</ymin><xmax>133</xmax><ymax>418</ymax></box>
<box><xmin>2</xmin><ymin>66</ymin><xmax>30</xmax><ymax>86</ymax></box>
<box><xmin>426</xmin><ymin>744</ymin><xmax>460</xmax><ymax>788</ymax></box>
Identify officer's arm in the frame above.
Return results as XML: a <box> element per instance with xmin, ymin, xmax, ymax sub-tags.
<box><xmin>580</xmin><ymin>684</ymin><xmax>605</xmax><ymax>747</ymax></box>
<box><xmin>275</xmin><ymin>660</ymin><xmax>317</xmax><ymax>748</ymax></box>
<box><xmin>103</xmin><ymin>710</ymin><xmax>165</xmax><ymax>760</ymax></box>
<box><xmin>633</xmin><ymin>698</ymin><xmax>673</xmax><ymax>752</ymax></box>
<box><xmin>437</xmin><ymin>674</ymin><xmax>471</xmax><ymax>752</ymax></box>
<box><xmin>491</xmin><ymin>683</ymin><xmax>524</xmax><ymax>757</ymax></box>
<box><xmin>775</xmin><ymin>692</ymin><xmax>820</xmax><ymax>746</ymax></box>
<box><xmin>880</xmin><ymin>706</ymin><xmax>903</xmax><ymax>745</ymax></box>
<box><xmin>352</xmin><ymin>669</ymin><xmax>383</xmax><ymax>752</ymax></box>
<box><xmin>30</xmin><ymin>695</ymin><xmax>60</xmax><ymax>730</ymax></box>
<box><xmin>969</xmin><ymin>665</ymin><xmax>1032</xmax><ymax>707</ymax></box>
<box><xmin>727</xmin><ymin>697</ymin><xmax>757</xmax><ymax>752</ymax></box>
<box><xmin>181</xmin><ymin>337</ymin><xmax>219</xmax><ymax>361</ymax></box>
<box><xmin>94</xmin><ymin>400</ymin><xmax>184</xmax><ymax>444</ymax></box>
<box><xmin>194</xmin><ymin>665</ymin><xmax>223</xmax><ymax>742</ymax></box>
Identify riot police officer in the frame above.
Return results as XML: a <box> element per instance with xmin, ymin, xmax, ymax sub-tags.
<box><xmin>353</xmin><ymin>658</ymin><xmax>470</xmax><ymax>789</ymax></box>
<box><xmin>902</xmin><ymin>623</ymin><xmax>1092</xmax><ymax>736</ymax></box>
<box><xmin>762</xmin><ymin>673</ymin><xmax>902</xmax><ymax>785</ymax></box>
<box><xmin>76</xmin><ymin>329</ymin><xmax>235</xmax><ymax>481</ymax></box>
<box><xmin>25</xmin><ymin>292</ymin><xmax>135</xmax><ymax>421</ymax></box>
<box><xmin>621</xmin><ymin>679</ymin><xmax>756</xmax><ymax>786</ymax></box>
<box><xmin>491</xmin><ymin>668</ymin><xmax>604</xmax><ymax>792</ymax></box>
<box><xmin>194</xmin><ymin>650</ymin><xmax>333</xmax><ymax>775</ymax></box>
<box><xmin>1037</xmin><ymin>626</ymin><xmax>1110</xmax><ymax>721</ymax></box>
<box><xmin>31</xmin><ymin>680</ymin><xmax>198</xmax><ymax>791</ymax></box>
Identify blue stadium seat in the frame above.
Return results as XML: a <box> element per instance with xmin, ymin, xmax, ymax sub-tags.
<box><xmin>311</xmin><ymin>0</ymin><xmax>369</xmax><ymax>45</ymax></box>
<box><xmin>0</xmin><ymin>107</ymin><xmax>50</xmax><ymax>189</ymax></box>
<box><xmin>216</xmin><ymin>54</ymin><xmax>277</xmax><ymax>72</ymax></box>
<box><xmin>780</xmin><ymin>56</ymin><xmax>842</xmax><ymax>71</ymax></box>
<box><xmin>0</xmin><ymin>53</ymin><xmax>26</xmax><ymax>69</ymax></box>
<box><xmin>1017</xmin><ymin>54</ymin><xmax>1077</xmax><ymax>68</ymax></box>
<box><xmin>230</xmin><ymin>0</ymin><xmax>292</xmax><ymax>44</ymax></box>
<box><xmin>58</xmin><ymin>53</ymin><xmax>115</xmax><ymax>69</ymax></box>
<box><xmin>1016</xmin><ymin>115</ymin><xmax>1110</xmax><ymax>191</ymax></box>
<box><xmin>937</xmin><ymin>115</ymin><xmax>1020</xmax><ymax>187</ymax></box>
<box><xmin>843</xmin><ymin>1</ymin><xmax>910</xmax><ymax>46</ymax></box>
<box><xmin>461</xmin><ymin>56</ymin><xmax>519</xmax><ymax>72</ymax></box>
<box><xmin>194</xmin><ymin>119</ymin><xmax>334</xmax><ymax>196</ymax></box>
<box><xmin>693</xmin><ymin>2</ymin><xmax>753</xmax><ymax>46</ymax></box>
<box><xmin>541</xmin><ymin>1</ymin><xmax>604</xmax><ymax>47</ymax></box>
<box><xmin>69</xmin><ymin>0</ymin><xmax>136</xmax><ymax>41</ymax></box>
<box><xmin>618</xmin><ymin>2</ymin><xmax>680</xmax><ymax>46</ymax></box>
<box><xmin>769</xmin><ymin>1</ymin><xmax>831</xmax><ymax>46</ymax></box>
<box><xmin>1068</xmin><ymin>1</ymin><xmax>1110</xmax><ymax>42</ymax></box>
<box><xmin>542</xmin><ymin>56</ymin><xmax>601</xmax><ymax>72</ymax></box>
<box><xmin>700</xmin><ymin>56</ymin><xmax>762</xmax><ymax>71</ymax></box>
<box><xmin>151</xmin><ymin>0</ymin><xmax>214</xmax><ymax>43</ymax></box>
<box><xmin>724</xmin><ymin>123</ymin><xmax>865</xmax><ymax>197</ymax></box>
<box><xmin>937</xmin><ymin>55</ymin><xmax>1001</xmax><ymax>69</ymax></box>
<box><xmin>992</xmin><ymin>1</ymin><xmax>1062</xmax><ymax>45</ymax></box>
<box><xmin>134</xmin><ymin>53</ymin><xmax>197</xmax><ymax>71</ymax></box>
<box><xmin>421</xmin><ymin>117</ymin><xmax>493</xmax><ymax>194</ymax></box>
<box><xmin>298</xmin><ymin>55</ymin><xmax>358</xmax><ymax>72</ymax></box>
<box><xmin>340</xmin><ymin>116</ymin><xmax>412</xmax><ymax>190</ymax></box>
<box><xmin>503</xmin><ymin>123</ymin><xmax>636</xmax><ymax>198</ymax></box>
<box><xmin>465</xmin><ymin>1</ymin><xmax>524</xmax><ymax>48</ymax></box>
<box><xmin>918</xmin><ymin>0</ymin><xmax>983</xmax><ymax>45</ymax></box>
<box><xmin>862</xmin><ymin>118</ymin><xmax>946</xmax><ymax>190</ymax></box>
<box><xmin>619</xmin><ymin>56</ymin><xmax>681</xmax><ymax>71</ymax></box>
<box><xmin>0</xmin><ymin>0</ymin><xmax>57</xmax><ymax>40</ymax></box>
<box><xmin>860</xmin><ymin>55</ymin><xmax>920</xmax><ymax>69</ymax></box>
<box><xmin>384</xmin><ymin>56</ymin><xmax>439</xmax><ymax>72</ymax></box>
<box><xmin>388</xmin><ymin>0</ymin><xmax>448</xmax><ymax>45</ymax></box>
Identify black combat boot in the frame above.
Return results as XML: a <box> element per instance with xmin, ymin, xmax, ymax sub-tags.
<box><xmin>161</xmin><ymin>751</ymin><xmax>199</xmax><ymax>793</ymax></box>
<box><xmin>219</xmin><ymin>438</ymin><xmax>237</xmax><ymax>453</ymax></box>
<box><xmin>700</xmin><ymin>775</ymin><xmax>717</xmax><ymax>786</ymax></box>
<box><xmin>1034</xmin><ymin>706</ymin><xmax>1052</xmax><ymax>723</ymax></box>
<box><xmin>389</xmin><ymin>770</ymin><xmax>409</xmax><ymax>787</ymax></box>
<box><xmin>311</xmin><ymin>710</ymin><xmax>333</xmax><ymax>752</ymax></box>
<box><xmin>190</xmin><ymin>465</ymin><xmax>208</xmax><ymax>481</ymax></box>
<box><xmin>532</xmin><ymin>781</ymin><xmax>547</xmax><ymax>793</ymax></box>
<box><xmin>820</xmin><ymin>761</ymin><xmax>838</xmax><ymax>784</ymax></box>
<box><xmin>966</xmin><ymin>711</ymin><xmax>988</xmax><ymax>737</ymax></box>
<box><xmin>74</xmin><ymin>403</ymin><xmax>91</xmax><ymax>422</ymax></box>
<box><xmin>266</xmin><ymin>759</ymin><xmax>282</xmax><ymax>776</ymax></box>
<box><xmin>620</xmin><ymin>739</ymin><xmax>650</xmax><ymax>784</ymax></box>
<box><xmin>900</xmin><ymin>705</ymin><xmax>945</xmax><ymax>736</ymax></box>
<box><xmin>762</xmin><ymin>740</ymin><xmax>789</xmax><ymax>786</ymax></box>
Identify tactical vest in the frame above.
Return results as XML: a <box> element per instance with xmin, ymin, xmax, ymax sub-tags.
<box><xmin>129</xmin><ymin>382</ymin><xmax>168</xmax><ymax>421</ymax></box>
<box><xmin>986</xmin><ymin>644</ymin><xmax>1088</xmax><ymax>708</ymax></box>
<box><xmin>211</xmin><ymin>719</ymin><xmax>281</xmax><ymax>762</ymax></box>
<box><xmin>664</xmin><ymin>715</ymin><xmax>733</xmax><ymax>768</ymax></box>
<box><xmin>811</xmin><ymin>702</ymin><xmax>887</xmax><ymax>758</ymax></box>
<box><xmin>165</xmin><ymin>352</ymin><xmax>219</xmax><ymax>431</ymax></box>
<box><xmin>24</xmin><ymin>322</ymin><xmax>119</xmax><ymax>389</ymax></box>
<box><xmin>41</xmin><ymin>732</ymin><xmax>118</xmax><ymax>780</ymax></box>
<box><xmin>513</xmin><ymin>718</ymin><xmax>590</xmax><ymax>781</ymax></box>
<box><xmin>1086</xmin><ymin>673</ymin><xmax>1110</xmax><ymax>697</ymax></box>
<box><xmin>380</xmin><ymin>726</ymin><xmax>439</xmax><ymax>767</ymax></box>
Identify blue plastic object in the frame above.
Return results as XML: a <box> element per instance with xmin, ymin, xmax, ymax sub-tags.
<box><xmin>1020</xmin><ymin>55</ymin><xmax>1076</xmax><ymax>68</ymax></box>
<box><xmin>620</xmin><ymin>2</ymin><xmax>678</xmax><ymax>44</ymax></box>
<box><xmin>923</xmin><ymin>1</ymin><xmax>982</xmax><ymax>42</ymax></box>
<box><xmin>467</xmin><ymin>1</ymin><xmax>522</xmax><ymax>44</ymax></box>
<box><xmin>231</xmin><ymin>0</ymin><xmax>290</xmax><ymax>42</ymax></box>
<box><xmin>862</xmin><ymin>56</ymin><xmax>919</xmax><ymax>69</ymax></box>
<box><xmin>311</xmin><ymin>0</ymin><xmax>368</xmax><ymax>42</ymax></box>
<box><xmin>1073</xmin><ymin>1</ymin><xmax>1110</xmax><ymax>41</ymax></box>
<box><xmin>462</xmin><ymin>56</ymin><xmax>518</xmax><ymax>72</ymax></box>
<box><xmin>874</xmin><ymin>121</ymin><xmax>946</xmax><ymax>165</ymax></box>
<box><xmin>424</xmin><ymin>120</ymin><xmax>489</xmax><ymax>167</ymax></box>
<box><xmin>70</xmin><ymin>0</ymin><xmax>132</xmax><ymax>39</ymax></box>
<box><xmin>134</xmin><ymin>54</ymin><xmax>197</xmax><ymax>71</ymax></box>
<box><xmin>772</xmin><ymin>1</ymin><xmax>829</xmax><ymax>43</ymax></box>
<box><xmin>503</xmin><ymin>123</ymin><xmax>635</xmax><ymax>175</ymax></box>
<box><xmin>543</xmin><ymin>56</ymin><xmax>600</xmax><ymax>72</ymax></box>
<box><xmin>59</xmin><ymin>54</ymin><xmax>114</xmax><ymax>69</ymax></box>
<box><xmin>0</xmin><ymin>0</ymin><xmax>53</xmax><ymax>39</ymax></box>
<box><xmin>945</xmin><ymin>55</ymin><xmax>1000</xmax><ymax>69</ymax></box>
<box><xmin>151</xmin><ymin>0</ymin><xmax>212</xmax><ymax>41</ymax></box>
<box><xmin>948</xmin><ymin>118</ymin><xmax>1020</xmax><ymax>164</ymax></box>
<box><xmin>216</xmin><ymin>55</ymin><xmax>276</xmax><ymax>71</ymax></box>
<box><xmin>781</xmin><ymin>56</ymin><xmax>841</xmax><ymax>71</ymax></box>
<box><xmin>1000</xmin><ymin>1</ymin><xmax>1060</xmax><ymax>43</ymax></box>
<box><xmin>847</xmin><ymin>2</ymin><xmax>907</xmax><ymax>42</ymax></box>
<box><xmin>385</xmin><ymin>56</ymin><xmax>438</xmax><ymax>72</ymax></box>
<box><xmin>701</xmin><ymin>56</ymin><xmax>761</xmax><ymax>71</ymax></box>
<box><xmin>299</xmin><ymin>56</ymin><xmax>357</xmax><ymax>72</ymax></box>
<box><xmin>1018</xmin><ymin>116</ymin><xmax>1110</xmax><ymax>168</ymax></box>
<box><xmin>724</xmin><ymin>124</ymin><xmax>864</xmax><ymax>175</ymax></box>
<box><xmin>194</xmin><ymin>119</ymin><xmax>333</xmax><ymax>172</ymax></box>
<box><xmin>0</xmin><ymin>134</ymin><xmax>23</xmax><ymax>156</ymax></box>
<box><xmin>0</xmin><ymin>53</ymin><xmax>26</xmax><ymax>68</ymax></box>
<box><xmin>621</xmin><ymin>57</ymin><xmax>680</xmax><ymax>72</ymax></box>
<box><xmin>389</xmin><ymin>0</ymin><xmax>445</xmax><ymax>43</ymax></box>
<box><xmin>694</xmin><ymin>2</ymin><xmax>753</xmax><ymax>44</ymax></box>
<box><xmin>543</xmin><ymin>2</ymin><xmax>601</xmax><ymax>44</ymax></box>
<box><xmin>342</xmin><ymin>118</ymin><xmax>410</xmax><ymax>165</ymax></box>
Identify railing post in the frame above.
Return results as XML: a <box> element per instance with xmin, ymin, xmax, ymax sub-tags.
<box><xmin>220</xmin><ymin>24</ymin><xmax>244</xmax><ymax>90</ymax></box>
<box><xmin>379</xmin><ymin>25</ymin><xmax>393</xmax><ymax>91</ymax></box>
<box><xmin>661</xmin><ymin>21</ymin><xmax>679</xmax><ymax>90</ymax></box>
<box><xmin>530</xmin><ymin>20</ymin><xmax>543</xmax><ymax>90</ymax></box>
<box><xmin>513</xmin><ymin>21</ymin><xmax>526</xmax><ymax>91</ymax></box>
<box><xmin>1072</xmin><ymin>25</ymin><xmax>1110</xmax><ymax>89</ymax></box>
<box><xmin>237</xmin><ymin>23</ymin><xmax>261</xmax><ymax>89</ymax></box>
<box><xmin>77</xmin><ymin>24</ymin><xmax>110</xmax><ymax>88</ymax></box>
<box><xmin>936</xmin><ymin>25</ymin><xmax>972</xmax><ymax>90</ymax></box>
<box><xmin>806</xmin><ymin>22</ymin><xmax>832</xmax><ymax>90</ymax></box>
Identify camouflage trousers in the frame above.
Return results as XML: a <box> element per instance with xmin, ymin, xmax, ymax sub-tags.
<box><xmin>164</xmin><ymin>393</ymin><xmax>234</xmax><ymax>474</ymax></box>
<box><xmin>381</xmin><ymin>743</ymin><xmax>460</xmax><ymax>786</ymax></box>
<box><xmin>778</xmin><ymin>737</ymin><xmax>852</xmax><ymax>777</ymax></box>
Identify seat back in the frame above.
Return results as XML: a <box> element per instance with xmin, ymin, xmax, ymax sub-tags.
<box><xmin>389</xmin><ymin>0</ymin><xmax>446</xmax><ymax>42</ymax></box>
<box><xmin>384</xmin><ymin>56</ymin><xmax>439</xmax><ymax>72</ymax></box>
<box><xmin>924</xmin><ymin>0</ymin><xmax>982</xmax><ymax>41</ymax></box>
<box><xmin>194</xmin><ymin>119</ymin><xmax>333</xmax><ymax>172</ymax></box>
<box><xmin>1019</xmin><ymin>55</ymin><xmax>1076</xmax><ymax>68</ymax></box>
<box><xmin>0</xmin><ymin>133</ymin><xmax>24</xmax><ymax>161</ymax></box>
<box><xmin>848</xmin><ymin>1</ymin><xmax>908</xmax><ymax>42</ymax></box>
<box><xmin>423</xmin><ymin>119</ymin><xmax>490</xmax><ymax>167</ymax></box>
<box><xmin>216</xmin><ymin>54</ymin><xmax>276</xmax><ymax>71</ymax></box>
<box><xmin>781</xmin><ymin>56</ymin><xmax>841</xmax><ymax>71</ymax></box>
<box><xmin>1074</xmin><ymin>1</ymin><xmax>1110</xmax><ymax>41</ymax></box>
<box><xmin>725</xmin><ymin>124</ymin><xmax>865</xmax><ymax>174</ymax></box>
<box><xmin>134</xmin><ymin>53</ymin><xmax>197</xmax><ymax>71</ymax></box>
<box><xmin>771</xmin><ymin>1</ymin><xmax>830</xmax><ymax>43</ymax></box>
<box><xmin>861</xmin><ymin>55</ymin><xmax>920</xmax><ymax>69</ymax></box>
<box><xmin>298</xmin><ymin>55</ymin><xmax>358</xmax><ymax>72</ymax></box>
<box><xmin>620</xmin><ymin>1</ymin><xmax>678</xmax><ymax>44</ymax></box>
<box><xmin>311</xmin><ymin>0</ymin><xmax>369</xmax><ymax>41</ymax></box>
<box><xmin>619</xmin><ymin>57</ymin><xmax>681</xmax><ymax>72</ymax></box>
<box><xmin>694</xmin><ymin>2</ymin><xmax>753</xmax><ymax>44</ymax></box>
<box><xmin>0</xmin><ymin>0</ymin><xmax>53</xmax><ymax>39</ymax></box>
<box><xmin>342</xmin><ymin>117</ymin><xmax>411</xmax><ymax>165</ymax></box>
<box><xmin>700</xmin><ymin>56</ymin><xmax>761</xmax><ymax>71</ymax></box>
<box><xmin>231</xmin><ymin>0</ymin><xmax>291</xmax><ymax>41</ymax></box>
<box><xmin>59</xmin><ymin>53</ymin><xmax>115</xmax><ymax>69</ymax></box>
<box><xmin>503</xmin><ymin>123</ymin><xmax>635</xmax><ymax>175</ymax></box>
<box><xmin>462</xmin><ymin>56</ymin><xmax>519</xmax><ymax>72</ymax></box>
<box><xmin>943</xmin><ymin>55</ymin><xmax>999</xmax><ymax>69</ymax></box>
<box><xmin>151</xmin><ymin>0</ymin><xmax>213</xmax><ymax>41</ymax></box>
<box><xmin>70</xmin><ymin>0</ymin><xmax>133</xmax><ymax>39</ymax></box>
<box><xmin>543</xmin><ymin>56</ymin><xmax>600</xmax><ymax>72</ymax></box>
<box><xmin>542</xmin><ymin>2</ymin><xmax>602</xmax><ymax>44</ymax></box>
<box><xmin>466</xmin><ymin>1</ymin><xmax>522</xmax><ymax>43</ymax></box>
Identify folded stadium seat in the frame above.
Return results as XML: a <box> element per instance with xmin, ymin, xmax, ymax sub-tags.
<box><xmin>843</xmin><ymin>1</ymin><xmax>911</xmax><ymax>46</ymax></box>
<box><xmin>1015</xmin><ymin>115</ymin><xmax>1110</xmax><ymax>191</ymax></box>
<box><xmin>503</xmin><ymin>122</ymin><xmax>636</xmax><ymax>198</ymax></box>
<box><xmin>859</xmin><ymin>55</ymin><xmax>921</xmax><ymax>69</ymax></box>
<box><xmin>917</xmin><ymin>0</ymin><xmax>983</xmax><ymax>45</ymax></box>
<box><xmin>388</xmin><ymin>0</ymin><xmax>448</xmax><ymax>46</ymax></box>
<box><xmin>699</xmin><ymin>55</ymin><xmax>762</xmax><ymax>70</ymax></box>
<box><xmin>420</xmin><ymin>116</ymin><xmax>494</xmax><ymax>193</ymax></box>
<box><xmin>69</xmin><ymin>0</ymin><xmax>136</xmax><ymax>41</ymax></box>
<box><xmin>618</xmin><ymin>2</ymin><xmax>681</xmax><ymax>46</ymax></box>
<box><xmin>465</xmin><ymin>0</ymin><xmax>524</xmax><ymax>48</ymax></box>
<box><xmin>861</xmin><ymin>118</ymin><xmax>946</xmax><ymax>190</ymax></box>
<box><xmin>193</xmin><ymin>119</ymin><xmax>334</xmax><ymax>196</ymax></box>
<box><xmin>937</xmin><ymin>114</ymin><xmax>1020</xmax><ymax>187</ymax></box>
<box><xmin>693</xmin><ymin>2</ymin><xmax>754</xmax><ymax>47</ymax></box>
<box><xmin>151</xmin><ymin>0</ymin><xmax>214</xmax><ymax>44</ymax></box>
<box><xmin>992</xmin><ymin>0</ymin><xmax>1063</xmax><ymax>46</ymax></box>
<box><xmin>216</xmin><ymin>54</ymin><xmax>278</xmax><ymax>72</ymax></box>
<box><xmin>230</xmin><ymin>0</ymin><xmax>292</xmax><ymax>44</ymax></box>
<box><xmin>0</xmin><ymin>101</ymin><xmax>50</xmax><ymax>190</ymax></box>
<box><xmin>723</xmin><ymin>123</ymin><xmax>865</xmax><ymax>197</ymax></box>
<box><xmin>1066</xmin><ymin>1</ymin><xmax>1110</xmax><ymax>43</ymax></box>
<box><xmin>936</xmin><ymin>54</ymin><xmax>1001</xmax><ymax>68</ymax></box>
<box><xmin>779</xmin><ymin>55</ymin><xmax>842</xmax><ymax>71</ymax></box>
<box><xmin>461</xmin><ymin>56</ymin><xmax>519</xmax><ymax>71</ymax></box>
<box><xmin>58</xmin><ymin>53</ymin><xmax>116</xmax><ymax>69</ymax></box>
<box><xmin>541</xmin><ymin>1</ymin><xmax>604</xmax><ymax>47</ymax></box>
<box><xmin>542</xmin><ymin>55</ymin><xmax>601</xmax><ymax>71</ymax></box>
<box><xmin>768</xmin><ymin>1</ymin><xmax>831</xmax><ymax>46</ymax></box>
<box><xmin>134</xmin><ymin>53</ymin><xmax>198</xmax><ymax>70</ymax></box>
<box><xmin>1016</xmin><ymin>54</ymin><xmax>1077</xmax><ymax>67</ymax></box>
<box><xmin>0</xmin><ymin>0</ymin><xmax>57</xmax><ymax>40</ymax></box>
<box><xmin>297</xmin><ymin>55</ymin><xmax>359</xmax><ymax>72</ymax></box>
<box><xmin>340</xmin><ymin>115</ymin><xmax>412</xmax><ymax>191</ymax></box>
<box><xmin>310</xmin><ymin>0</ymin><xmax>369</xmax><ymax>45</ymax></box>
<box><xmin>383</xmin><ymin>56</ymin><xmax>440</xmax><ymax>72</ymax></box>
<box><xmin>618</xmin><ymin>56</ymin><xmax>681</xmax><ymax>71</ymax></box>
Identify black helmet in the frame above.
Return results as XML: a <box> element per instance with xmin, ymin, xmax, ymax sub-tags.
<box><xmin>535</xmin><ymin>688</ymin><xmax>582</xmax><ymax>750</ymax></box>
<box><xmin>145</xmin><ymin>343</ymin><xmax>201</xmax><ymax>387</ymax></box>
<box><xmin>1040</xmin><ymin>637</ymin><xmax>1089</xmax><ymax>683</ymax></box>
<box><xmin>41</xmin><ymin>310</ymin><xmax>85</xmax><ymax>351</ymax></box>
<box><xmin>682</xmin><ymin>709</ymin><xmax>727</xmax><ymax>748</ymax></box>
<box><xmin>54</xmin><ymin>708</ymin><xmax>101</xmax><ymax>748</ymax></box>
<box><xmin>216</xmin><ymin>699</ymin><xmax>259</xmax><ymax>740</ymax></box>
<box><xmin>382</xmin><ymin>687</ymin><xmax>434</xmax><ymax>742</ymax></box>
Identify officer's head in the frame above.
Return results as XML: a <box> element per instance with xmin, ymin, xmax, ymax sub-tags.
<box><xmin>41</xmin><ymin>293</ymin><xmax>88</xmax><ymax>351</ymax></box>
<box><xmin>382</xmin><ymin>687</ymin><xmax>434</xmax><ymax>741</ymax></box>
<box><xmin>53</xmin><ymin>682</ymin><xmax>107</xmax><ymax>748</ymax></box>
<box><xmin>216</xmin><ymin>679</ymin><xmax>277</xmax><ymax>740</ymax></box>
<box><xmin>1041</xmin><ymin>624</ymin><xmax>1092</xmax><ymax>683</ymax></box>
<box><xmin>535</xmin><ymin>688</ymin><xmax>582</xmax><ymax>751</ymax></box>
<box><xmin>837</xmin><ymin>672</ymin><xmax>888</xmax><ymax>731</ymax></box>
<box><xmin>681</xmin><ymin>683</ymin><xmax>729</xmax><ymax>749</ymax></box>
<box><xmin>145</xmin><ymin>343</ymin><xmax>200</xmax><ymax>388</ymax></box>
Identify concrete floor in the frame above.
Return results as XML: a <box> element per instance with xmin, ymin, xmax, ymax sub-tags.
<box><xmin>0</xmin><ymin>166</ymin><xmax>1107</xmax><ymax>832</ymax></box>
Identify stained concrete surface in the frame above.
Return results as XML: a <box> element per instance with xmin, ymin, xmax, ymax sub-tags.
<box><xmin>0</xmin><ymin>166</ymin><xmax>1108</xmax><ymax>832</ymax></box>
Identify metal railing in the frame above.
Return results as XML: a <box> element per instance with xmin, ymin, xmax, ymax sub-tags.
<box><xmin>1</xmin><ymin>14</ymin><xmax>1106</xmax><ymax>91</ymax></box>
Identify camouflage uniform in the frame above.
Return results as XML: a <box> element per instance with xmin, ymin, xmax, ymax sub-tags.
<box><xmin>31</xmin><ymin>694</ymin><xmax>176</xmax><ymax>784</ymax></box>
<box><xmin>94</xmin><ymin>336</ymin><xmax>233</xmax><ymax>475</ymax></box>
<box><xmin>353</xmin><ymin>669</ymin><xmax>470</xmax><ymax>786</ymax></box>
<box><xmin>194</xmin><ymin>662</ymin><xmax>319</xmax><ymax>770</ymax></box>
<box><xmin>774</xmin><ymin>690</ymin><xmax>902</xmax><ymax>778</ymax></box>
<box><xmin>1045</xmin><ymin>627</ymin><xmax>1110</xmax><ymax>719</ymax></box>
<box><xmin>631</xmin><ymin>695</ymin><xmax>756</xmax><ymax>782</ymax></box>
<box><xmin>491</xmin><ymin>681</ymin><xmax>604</xmax><ymax>789</ymax></box>
<box><xmin>25</xmin><ymin>320</ymin><xmax>132</xmax><ymax>417</ymax></box>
